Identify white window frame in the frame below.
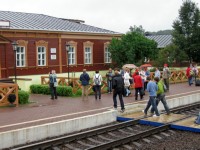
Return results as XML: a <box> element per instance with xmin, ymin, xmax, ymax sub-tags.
<box><xmin>68</xmin><ymin>46</ymin><xmax>76</xmax><ymax>65</ymax></box>
<box><xmin>37</xmin><ymin>46</ymin><xmax>46</xmax><ymax>66</ymax></box>
<box><xmin>84</xmin><ymin>47</ymin><xmax>92</xmax><ymax>64</ymax></box>
<box><xmin>16</xmin><ymin>46</ymin><xmax>26</xmax><ymax>67</ymax></box>
<box><xmin>104</xmin><ymin>47</ymin><xmax>111</xmax><ymax>63</ymax></box>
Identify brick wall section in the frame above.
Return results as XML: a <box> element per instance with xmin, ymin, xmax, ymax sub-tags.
<box><xmin>0</xmin><ymin>32</ymin><xmax>113</xmax><ymax>78</ymax></box>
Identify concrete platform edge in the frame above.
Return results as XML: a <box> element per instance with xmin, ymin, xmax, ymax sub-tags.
<box><xmin>0</xmin><ymin>110</ymin><xmax>117</xmax><ymax>149</ymax></box>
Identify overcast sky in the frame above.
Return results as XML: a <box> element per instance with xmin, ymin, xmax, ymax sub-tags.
<box><xmin>0</xmin><ymin>0</ymin><xmax>199</xmax><ymax>33</ymax></box>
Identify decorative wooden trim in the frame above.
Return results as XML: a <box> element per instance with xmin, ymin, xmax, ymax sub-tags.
<box><xmin>35</xmin><ymin>40</ymin><xmax>48</xmax><ymax>67</ymax></box>
<box><xmin>16</xmin><ymin>40</ymin><xmax>28</xmax><ymax>67</ymax></box>
<box><xmin>83</xmin><ymin>41</ymin><xmax>94</xmax><ymax>65</ymax></box>
<box><xmin>58</xmin><ymin>36</ymin><xmax>62</xmax><ymax>73</ymax></box>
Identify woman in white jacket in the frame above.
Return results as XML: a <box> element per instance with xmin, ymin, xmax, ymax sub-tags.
<box><xmin>124</xmin><ymin>68</ymin><xmax>131</xmax><ymax>96</ymax></box>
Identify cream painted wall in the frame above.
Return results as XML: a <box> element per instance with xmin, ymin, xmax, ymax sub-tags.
<box><xmin>11</xmin><ymin>70</ymin><xmax>109</xmax><ymax>92</ymax></box>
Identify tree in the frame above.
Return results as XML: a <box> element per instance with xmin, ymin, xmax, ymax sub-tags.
<box><xmin>129</xmin><ymin>25</ymin><xmax>145</xmax><ymax>35</ymax></box>
<box><xmin>109</xmin><ymin>31</ymin><xmax>157</xmax><ymax>67</ymax></box>
<box><xmin>154</xmin><ymin>44</ymin><xmax>187</xmax><ymax>67</ymax></box>
<box><xmin>172</xmin><ymin>0</ymin><xmax>200</xmax><ymax>63</ymax></box>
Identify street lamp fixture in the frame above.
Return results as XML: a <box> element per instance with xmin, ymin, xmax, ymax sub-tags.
<box><xmin>65</xmin><ymin>43</ymin><xmax>70</xmax><ymax>83</ymax></box>
<box><xmin>11</xmin><ymin>41</ymin><xmax>18</xmax><ymax>83</ymax></box>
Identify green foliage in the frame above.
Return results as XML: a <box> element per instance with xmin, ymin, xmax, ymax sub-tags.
<box><xmin>56</xmin><ymin>86</ymin><xmax>73</xmax><ymax>96</ymax></box>
<box><xmin>30</xmin><ymin>84</ymin><xmax>73</xmax><ymax>97</ymax></box>
<box><xmin>129</xmin><ymin>25</ymin><xmax>145</xmax><ymax>35</ymax></box>
<box><xmin>154</xmin><ymin>44</ymin><xmax>187</xmax><ymax>67</ymax></box>
<box><xmin>30</xmin><ymin>84</ymin><xmax>50</xmax><ymax>95</ymax></box>
<box><xmin>109</xmin><ymin>31</ymin><xmax>157</xmax><ymax>67</ymax></box>
<box><xmin>172</xmin><ymin>0</ymin><xmax>200</xmax><ymax>62</ymax></box>
<box><xmin>18</xmin><ymin>90</ymin><xmax>29</xmax><ymax>104</ymax></box>
<box><xmin>74</xmin><ymin>89</ymin><xmax>82</xmax><ymax>96</ymax></box>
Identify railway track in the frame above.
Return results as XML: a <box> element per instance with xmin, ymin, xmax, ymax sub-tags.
<box><xmin>12</xmin><ymin>102</ymin><xmax>200</xmax><ymax>150</ymax></box>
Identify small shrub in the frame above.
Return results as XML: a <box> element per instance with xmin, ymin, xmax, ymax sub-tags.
<box><xmin>18</xmin><ymin>90</ymin><xmax>29</xmax><ymax>104</ymax></box>
<box><xmin>75</xmin><ymin>89</ymin><xmax>82</xmax><ymax>96</ymax></box>
<box><xmin>30</xmin><ymin>84</ymin><xmax>73</xmax><ymax>97</ymax></box>
<box><xmin>56</xmin><ymin>86</ymin><xmax>73</xmax><ymax>96</ymax></box>
<box><xmin>30</xmin><ymin>84</ymin><xmax>42</xmax><ymax>94</ymax></box>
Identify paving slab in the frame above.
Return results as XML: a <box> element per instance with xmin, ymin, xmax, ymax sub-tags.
<box><xmin>0</xmin><ymin>82</ymin><xmax>199</xmax><ymax>132</ymax></box>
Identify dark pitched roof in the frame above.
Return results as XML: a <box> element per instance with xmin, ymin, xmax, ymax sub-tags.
<box><xmin>0</xmin><ymin>11</ymin><xmax>120</xmax><ymax>34</ymax></box>
<box><xmin>146</xmin><ymin>35</ymin><xmax>173</xmax><ymax>48</ymax></box>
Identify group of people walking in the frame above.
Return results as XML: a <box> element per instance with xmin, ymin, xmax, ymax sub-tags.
<box><xmin>79</xmin><ymin>64</ymin><xmax>171</xmax><ymax>115</ymax></box>
<box><xmin>48</xmin><ymin>62</ymin><xmax>174</xmax><ymax>116</ymax></box>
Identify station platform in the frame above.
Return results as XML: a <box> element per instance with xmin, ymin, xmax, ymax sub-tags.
<box><xmin>0</xmin><ymin>82</ymin><xmax>200</xmax><ymax>133</ymax></box>
<box><xmin>121</xmin><ymin>108</ymin><xmax>200</xmax><ymax>133</ymax></box>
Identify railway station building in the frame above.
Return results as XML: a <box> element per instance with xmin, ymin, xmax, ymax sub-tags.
<box><xmin>0</xmin><ymin>11</ymin><xmax>122</xmax><ymax>79</ymax></box>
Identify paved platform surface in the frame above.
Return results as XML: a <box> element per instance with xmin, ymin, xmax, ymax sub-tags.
<box><xmin>0</xmin><ymin>83</ymin><xmax>200</xmax><ymax>132</ymax></box>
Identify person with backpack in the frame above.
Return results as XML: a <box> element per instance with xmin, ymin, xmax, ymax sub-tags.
<box><xmin>112</xmin><ymin>68</ymin><xmax>125</xmax><ymax>113</ymax></box>
<box><xmin>93</xmin><ymin>70</ymin><xmax>103</xmax><ymax>100</ymax></box>
<box><xmin>80</xmin><ymin>69</ymin><xmax>90</xmax><ymax>100</ymax></box>
<box><xmin>150</xmin><ymin>77</ymin><xmax>170</xmax><ymax>115</ymax></box>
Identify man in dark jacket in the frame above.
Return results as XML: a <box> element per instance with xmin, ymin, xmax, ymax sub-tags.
<box><xmin>112</xmin><ymin>68</ymin><xmax>125</xmax><ymax>112</ymax></box>
<box><xmin>80</xmin><ymin>69</ymin><xmax>90</xmax><ymax>100</ymax></box>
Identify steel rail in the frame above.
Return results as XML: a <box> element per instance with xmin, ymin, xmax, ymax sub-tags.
<box><xmin>12</xmin><ymin>102</ymin><xmax>200</xmax><ymax>150</ymax></box>
<box><xmin>86</xmin><ymin>124</ymin><xmax>170</xmax><ymax>150</ymax></box>
<box><xmin>169</xmin><ymin>102</ymin><xmax>200</xmax><ymax>113</ymax></box>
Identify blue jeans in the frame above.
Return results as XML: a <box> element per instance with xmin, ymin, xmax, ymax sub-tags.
<box><xmin>49</xmin><ymin>83</ymin><xmax>57</xmax><ymax>99</ymax></box>
<box><xmin>144</xmin><ymin>96</ymin><xmax>160</xmax><ymax>116</ymax></box>
<box><xmin>188</xmin><ymin>76</ymin><xmax>193</xmax><ymax>86</ymax></box>
<box><xmin>151</xmin><ymin>94</ymin><xmax>170</xmax><ymax>114</ymax></box>
<box><xmin>107</xmin><ymin>80</ymin><xmax>112</xmax><ymax>93</ymax></box>
<box><xmin>113</xmin><ymin>89</ymin><xmax>125</xmax><ymax>110</ymax></box>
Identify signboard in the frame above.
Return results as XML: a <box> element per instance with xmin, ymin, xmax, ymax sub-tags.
<box><xmin>51</xmin><ymin>55</ymin><xmax>56</xmax><ymax>60</ymax></box>
<box><xmin>50</xmin><ymin>48</ymin><xmax>56</xmax><ymax>53</ymax></box>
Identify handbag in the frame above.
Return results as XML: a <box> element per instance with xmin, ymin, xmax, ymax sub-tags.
<box><xmin>129</xmin><ymin>78</ymin><xmax>133</xmax><ymax>84</ymax></box>
<box><xmin>92</xmin><ymin>85</ymin><xmax>96</xmax><ymax>92</ymax></box>
<box><xmin>54</xmin><ymin>82</ymin><xmax>58</xmax><ymax>87</ymax></box>
<box><xmin>140</xmin><ymin>88</ymin><xmax>145</xmax><ymax>95</ymax></box>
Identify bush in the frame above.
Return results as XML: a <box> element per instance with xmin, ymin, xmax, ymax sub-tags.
<box><xmin>30</xmin><ymin>84</ymin><xmax>73</xmax><ymax>97</ymax></box>
<box><xmin>18</xmin><ymin>90</ymin><xmax>29</xmax><ymax>104</ymax></box>
<box><xmin>75</xmin><ymin>89</ymin><xmax>82</xmax><ymax>96</ymax></box>
<box><xmin>30</xmin><ymin>84</ymin><xmax>50</xmax><ymax>95</ymax></box>
<box><xmin>56</xmin><ymin>86</ymin><xmax>73</xmax><ymax>96</ymax></box>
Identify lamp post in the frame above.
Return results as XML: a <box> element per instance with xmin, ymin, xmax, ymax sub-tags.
<box><xmin>12</xmin><ymin>41</ymin><xmax>18</xmax><ymax>83</ymax></box>
<box><xmin>65</xmin><ymin>43</ymin><xmax>70</xmax><ymax>83</ymax></box>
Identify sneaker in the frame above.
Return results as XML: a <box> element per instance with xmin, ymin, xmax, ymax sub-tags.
<box><xmin>113</xmin><ymin>107</ymin><xmax>117</xmax><ymax>110</ymax></box>
<box><xmin>144</xmin><ymin>114</ymin><xmax>147</xmax><ymax>117</ymax></box>
<box><xmin>153</xmin><ymin>114</ymin><xmax>160</xmax><ymax>117</ymax></box>
<box><xmin>150</xmin><ymin>112</ymin><xmax>154</xmax><ymax>116</ymax></box>
<box><xmin>166</xmin><ymin>112</ymin><xmax>171</xmax><ymax>115</ymax></box>
<box><xmin>121</xmin><ymin>109</ymin><xmax>125</xmax><ymax>113</ymax></box>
